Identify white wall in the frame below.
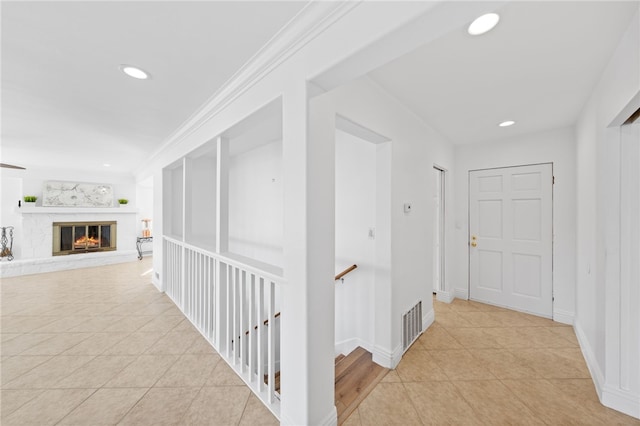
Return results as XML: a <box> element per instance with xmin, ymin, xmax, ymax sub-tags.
<box><xmin>228</xmin><ymin>139</ymin><xmax>283</xmax><ymax>267</ymax></box>
<box><xmin>136</xmin><ymin>177</ymin><xmax>154</xmax><ymax>240</ymax></box>
<box><xmin>186</xmin><ymin>154</ymin><xmax>216</xmax><ymax>250</ymax></box>
<box><xmin>130</xmin><ymin>3</ymin><xmax>503</xmax><ymax>423</ymax></box>
<box><xmin>334</xmin><ymin>129</ymin><xmax>382</xmax><ymax>355</ymax></box>
<box><xmin>0</xmin><ymin>167</ymin><xmax>139</xmax><ymax>274</ymax></box>
<box><xmin>453</xmin><ymin>127</ymin><xmax>577</xmax><ymax>323</ymax></box>
<box><xmin>0</xmin><ymin>173</ymin><xmax>24</xmax><ymax>258</ymax></box>
<box><xmin>164</xmin><ymin>163</ymin><xmax>184</xmax><ymax>239</ymax></box>
<box><xmin>574</xmin><ymin>6</ymin><xmax>639</xmax><ymax>418</ymax></box>
<box><xmin>326</xmin><ymin>77</ymin><xmax>455</xmax><ymax>367</ymax></box>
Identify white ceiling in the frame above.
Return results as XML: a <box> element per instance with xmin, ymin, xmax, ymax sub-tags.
<box><xmin>368</xmin><ymin>1</ymin><xmax>638</xmax><ymax>145</ymax></box>
<box><xmin>1</xmin><ymin>1</ymin><xmax>638</xmax><ymax>177</ymax></box>
<box><xmin>1</xmin><ymin>1</ymin><xmax>306</xmax><ymax>175</ymax></box>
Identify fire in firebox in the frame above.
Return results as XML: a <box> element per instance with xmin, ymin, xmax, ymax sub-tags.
<box><xmin>74</xmin><ymin>235</ymin><xmax>100</xmax><ymax>249</ymax></box>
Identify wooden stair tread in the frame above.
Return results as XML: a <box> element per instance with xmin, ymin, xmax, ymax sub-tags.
<box><xmin>334</xmin><ymin>347</ymin><xmax>389</xmax><ymax>425</ymax></box>
<box><xmin>335</xmin><ymin>354</ymin><xmax>346</xmax><ymax>365</ymax></box>
<box><xmin>335</xmin><ymin>346</ymin><xmax>368</xmax><ymax>381</ymax></box>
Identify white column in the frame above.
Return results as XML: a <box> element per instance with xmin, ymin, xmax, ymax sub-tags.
<box><xmin>280</xmin><ymin>82</ymin><xmax>336</xmax><ymax>425</ymax></box>
<box><xmin>216</xmin><ymin>136</ymin><xmax>229</xmax><ymax>253</ymax></box>
<box><xmin>184</xmin><ymin>157</ymin><xmax>193</xmax><ymax>242</ymax></box>
<box><xmin>215</xmin><ymin>136</ymin><xmax>229</xmax><ymax>352</ymax></box>
<box><xmin>153</xmin><ymin>169</ymin><xmax>164</xmax><ymax>291</ymax></box>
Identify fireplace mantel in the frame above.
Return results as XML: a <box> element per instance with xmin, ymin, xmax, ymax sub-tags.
<box><xmin>16</xmin><ymin>206</ymin><xmax>138</xmax><ymax>214</ymax></box>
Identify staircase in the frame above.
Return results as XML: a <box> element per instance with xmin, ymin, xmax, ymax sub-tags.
<box><xmin>334</xmin><ymin>347</ymin><xmax>389</xmax><ymax>424</ymax></box>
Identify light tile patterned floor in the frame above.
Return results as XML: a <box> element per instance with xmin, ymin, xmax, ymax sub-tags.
<box><xmin>345</xmin><ymin>297</ymin><xmax>640</xmax><ymax>426</ymax></box>
<box><xmin>2</xmin><ymin>261</ymin><xmax>639</xmax><ymax>425</ymax></box>
<box><xmin>1</xmin><ymin>259</ymin><xmax>277</xmax><ymax>426</ymax></box>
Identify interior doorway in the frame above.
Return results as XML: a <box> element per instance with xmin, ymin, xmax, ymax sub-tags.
<box><xmin>334</xmin><ymin>115</ymin><xmax>391</xmax><ymax>356</ymax></box>
<box><xmin>468</xmin><ymin>163</ymin><xmax>553</xmax><ymax>318</ymax></box>
<box><xmin>433</xmin><ymin>166</ymin><xmax>446</xmax><ymax>294</ymax></box>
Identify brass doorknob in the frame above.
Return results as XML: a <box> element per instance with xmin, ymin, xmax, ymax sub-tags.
<box><xmin>471</xmin><ymin>241</ymin><xmax>477</xmax><ymax>247</ymax></box>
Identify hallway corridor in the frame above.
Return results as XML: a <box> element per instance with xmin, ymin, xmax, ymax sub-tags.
<box><xmin>345</xmin><ymin>297</ymin><xmax>639</xmax><ymax>425</ymax></box>
<box><xmin>1</xmin><ymin>261</ymin><xmax>638</xmax><ymax>425</ymax></box>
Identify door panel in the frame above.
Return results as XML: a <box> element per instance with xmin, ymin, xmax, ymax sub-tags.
<box><xmin>469</xmin><ymin>164</ymin><xmax>553</xmax><ymax>317</ymax></box>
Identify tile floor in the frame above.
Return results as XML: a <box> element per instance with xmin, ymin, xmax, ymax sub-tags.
<box><xmin>2</xmin><ymin>260</ymin><xmax>638</xmax><ymax>425</ymax></box>
<box><xmin>344</xmin><ymin>297</ymin><xmax>640</xmax><ymax>425</ymax></box>
<box><xmin>1</xmin><ymin>259</ymin><xmax>277</xmax><ymax>426</ymax></box>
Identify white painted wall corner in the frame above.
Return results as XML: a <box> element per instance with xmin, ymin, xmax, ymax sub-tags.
<box><xmin>436</xmin><ymin>290</ymin><xmax>454</xmax><ymax>303</ymax></box>
<box><xmin>453</xmin><ymin>287</ymin><xmax>469</xmax><ymax>300</ymax></box>
<box><xmin>576</xmin><ymin>320</ymin><xmax>640</xmax><ymax>419</ymax></box>
<box><xmin>552</xmin><ymin>308</ymin><xmax>575</xmax><ymax>325</ymax></box>
<box><xmin>372</xmin><ymin>343</ymin><xmax>403</xmax><ymax>369</ymax></box>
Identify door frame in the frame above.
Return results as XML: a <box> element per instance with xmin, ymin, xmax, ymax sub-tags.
<box><xmin>433</xmin><ymin>164</ymin><xmax>447</xmax><ymax>295</ymax></box>
<box><xmin>467</xmin><ymin>162</ymin><xmax>554</xmax><ymax>318</ymax></box>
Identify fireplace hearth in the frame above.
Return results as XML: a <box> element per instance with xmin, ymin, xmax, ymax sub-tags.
<box><xmin>52</xmin><ymin>221</ymin><xmax>117</xmax><ymax>255</ymax></box>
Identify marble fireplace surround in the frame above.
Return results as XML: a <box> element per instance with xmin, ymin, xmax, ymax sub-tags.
<box><xmin>0</xmin><ymin>206</ymin><xmax>138</xmax><ymax>278</ymax></box>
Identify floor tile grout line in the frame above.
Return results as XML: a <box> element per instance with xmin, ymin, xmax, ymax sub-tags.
<box><xmin>2</xmin><ymin>353</ymin><xmax>99</xmax><ymax>390</ymax></box>
<box><xmin>496</xmin><ymin>377</ymin><xmax>556</xmax><ymax>425</ymax></box>
<box><xmin>112</xmin><ymin>386</ymin><xmax>155</xmax><ymax>425</ymax></box>
<box><xmin>0</xmin><ymin>388</ymin><xmax>45</xmax><ymax>419</ymax></box>
<box><xmin>237</xmin><ymin>385</ymin><xmax>254</xmax><ymax>424</ymax></box>
<box><xmin>398</xmin><ymin>380</ymin><xmax>428</xmax><ymax>425</ymax></box>
<box><xmin>51</xmin><ymin>387</ymin><xmax>100</xmax><ymax>426</ymax></box>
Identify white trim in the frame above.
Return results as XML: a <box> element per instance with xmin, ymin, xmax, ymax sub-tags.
<box><xmin>137</xmin><ymin>2</ymin><xmax>359</xmax><ymax>176</ymax></box>
<box><xmin>152</xmin><ymin>272</ymin><xmax>163</xmax><ymax>292</ymax></box>
<box><xmin>574</xmin><ymin>321</ymin><xmax>606</xmax><ymax>400</ymax></box>
<box><xmin>552</xmin><ymin>308</ymin><xmax>574</xmax><ymax>325</ymax></box>
<box><xmin>574</xmin><ymin>321</ymin><xmax>640</xmax><ymax>419</ymax></box>
<box><xmin>372</xmin><ymin>343</ymin><xmax>403</xmax><ymax>369</ymax></box>
<box><xmin>436</xmin><ymin>290</ymin><xmax>454</xmax><ymax>303</ymax></box>
<box><xmin>454</xmin><ymin>287</ymin><xmax>469</xmax><ymax>299</ymax></box>
<box><xmin>602</xmin><ymin>385</ymin><xmax>640</xmax><ymax>419</ymax></box>
<box><xmin>16</xmin><ymin>206</ymin><xmax>138</xmax><ymax>215</ymax></box>
<box><xmin>0</xmin><ymin>250</ymin><xmax>138</xmax><ymax>278</ymax></box>
<box><xmin>422</xmin><ymin>308</ymin><xmax>435</xmax><ymax>331</ymax></box>
<box><xmin>281</xmin><ymin>407</ymin><xmax>337</xmax><ymax>426</ymax></box>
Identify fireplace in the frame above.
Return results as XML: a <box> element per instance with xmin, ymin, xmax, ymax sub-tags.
<box><xmin>52</xmin><ymin>221</ymin><xmax>117</xmax><ymax>256</ymax></box>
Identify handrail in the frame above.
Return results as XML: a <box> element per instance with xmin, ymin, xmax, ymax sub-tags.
<box><xmin>243</xmin><ymin>312</ymin><xmax>281</xmax><ymax>336</ymax></box>
<box><xmin>335</xmin><ymin>264</ymin><xmax>357</xmax><ymax>281</ymax></box>
<box><xmin>162</xmin><ymin>235</ymin><xmax>285</xmax><ymax>284</ymax></box>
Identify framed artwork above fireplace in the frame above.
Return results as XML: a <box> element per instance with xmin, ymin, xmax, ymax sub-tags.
<box><xmin>43</xmin><ymin>181</ymin><xmax>114</xmax><ymax>207</ymax></box>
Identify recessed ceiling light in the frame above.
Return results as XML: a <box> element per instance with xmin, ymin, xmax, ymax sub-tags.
<box><xmin>103</xmin><ymin>163</ymin><xmax>111</xmax><ymax>167</ymax></box>
<box><xmin>120</xmin><ymin>65</ymin><xmax>150</xmax><ymax>80</ymax></box>
<box><xmin>498</xmin><ymin>120</ymin><xmax>515</xmax><ymax>127</ymax></box>
<box><xmin>468</xmin><ymin>13</ymin><xmax>500</xmax><ymax>36</ymax></box>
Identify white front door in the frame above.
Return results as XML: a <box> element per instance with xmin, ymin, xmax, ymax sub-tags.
<box><xmin>469</xmin><ymin>164</ymin><xmax>553</xmax><ymax>317</ymax></box>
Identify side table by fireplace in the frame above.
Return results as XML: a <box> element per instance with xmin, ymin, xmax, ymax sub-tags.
<box><xmin>1</xmin><ymin>227</ymin><xmax>14</xmax><ymax>261</ymax></box>
<box><xmin>136</xmin><ymin>236</ymin><xmax>153</xmax><ymax>260</ymax></box>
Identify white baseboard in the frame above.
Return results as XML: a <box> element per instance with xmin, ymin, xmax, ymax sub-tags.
<box><xmin>602</xmin><ymin>385</ymin><xmax>640</xmax><ymax>419</ymax></box>
<box><xmin>553</xmin><ymin>308</ymin><xmax>575</xmax><ymax>325</ymax></box>
<box><xmin>152</xmin><ymin>274</ymin><xmax>163</xmax><ymax>292</ymax></box>
<box><xmin>436</xmin><ymin>290</ymin><xmax>454</xmax><ymax>303</ymax></box>
<box><xmin>281</xmin><ymin>406</ymin><xmax>337</xmax><ymax>426</ymax></box>
<box><xmin>574</xmin><ymin>321</ymin><xmax>640</xmax><ymax>419</ymax></box>
<box><xmin>574</xmin><ymin>321</ymin><xmax>605</xmax><ymax>394</ymax></box>
<box><xmin>372</xmin><ymin>343</ymin><xmax>402</xmax><ymax>369</ymax></box>
<box><xmin>422</xmin><ymin>308</ymin><xmax>435</xmax><ymax>331</ymax></box>
<box><xmin>0</xmin><ymin>250</ymin><xmax>139</xmax><ymax>278</ymax></box>
<box><xmin>453</xmin><ymin>287</ymin><xmax>468</xmax><ymax>299</ymax></box>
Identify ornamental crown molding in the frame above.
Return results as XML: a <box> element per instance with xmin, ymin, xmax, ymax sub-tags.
<box><xmin>139</xmin><ymin>1</ymin><xmax>360</xmax><ymax>174</ymax></box>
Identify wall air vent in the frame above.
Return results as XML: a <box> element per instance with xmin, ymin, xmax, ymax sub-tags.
<box><xmin>402</xmin><ymin>300</ymin><xmax>423</xmax><ymax>353</ymax></box>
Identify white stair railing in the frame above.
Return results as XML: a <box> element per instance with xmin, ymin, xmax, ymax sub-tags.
<box><xmin>162</xmin><ymin>236</ymin><xmax>282</xmax><ymax>418</ymax></box>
